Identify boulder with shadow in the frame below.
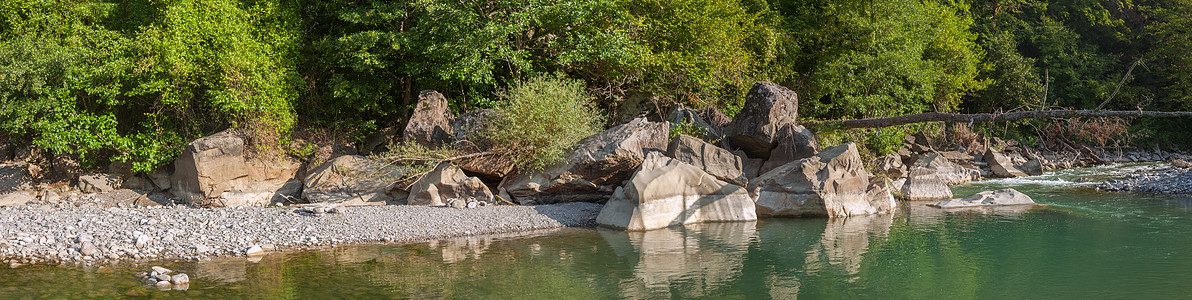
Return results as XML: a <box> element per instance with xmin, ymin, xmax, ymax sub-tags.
<box><xmin>171</xmin><ymin>130</ymin><xmax>302</xmax><ymax>207</ymax></box>
<box><xmin>404</xmin><ymin>90</ymin><xmax>455</xmax><ymax>148</ymax></box>
<box><xmin>499</xmin><ymin>118</ymin><xmax>669</xmax><ymax>204</ymax></box>
<box><xmin>748</xmin><ymin>143</ymin><xmax>894</xmax><ymax>217</ymax></box>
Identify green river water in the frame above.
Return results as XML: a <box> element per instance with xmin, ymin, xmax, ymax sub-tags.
<box><xmin>4</xmin><ymin>164</ymin><xmax>1192</xmax><ymax>299</ymax></box>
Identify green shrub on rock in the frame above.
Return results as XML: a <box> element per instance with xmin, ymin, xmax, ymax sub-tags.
<box><xmin>482</xmin><ymin>75</ymin><xmax>605</xmax><ymax>172</ymax></box>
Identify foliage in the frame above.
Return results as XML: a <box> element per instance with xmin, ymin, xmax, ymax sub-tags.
<box><xmin>776</xmin><ymin>0</ymin><xmax>987</xmax><ymax>119</ymax></box>
<box><xmin>0</xmin><ymin>0</ymin><xmax>303</xmax><ymax>171</ymax></box>
<box><xmin>481</xmin><ymin>74</ymin><xmax>604</xmax><ymax>172</ymax></box>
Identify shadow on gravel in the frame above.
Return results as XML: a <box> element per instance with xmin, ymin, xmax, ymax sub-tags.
<box><xmin>531</xmin><ymin>202</ymin><xmax>603</xmax><ymax>227</ymax></box>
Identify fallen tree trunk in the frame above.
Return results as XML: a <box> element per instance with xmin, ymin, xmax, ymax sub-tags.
<box><xmin>800</xmin><ymin>110</ymin><xmax>1192</xmax><ymax>129</ymax></box>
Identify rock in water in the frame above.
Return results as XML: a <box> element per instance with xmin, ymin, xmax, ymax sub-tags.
<box><xmin>170</xmin><ymin>274</ymin><xmax>189</xmax><ymax>285</ymax></box>
<box><xmin>865</xmin><ymin>179</ymin><xmax>898</xmax><ymax>213</ymax></box>
<box><xmin>725</xmin><ymin>82</ymin><xmax>799</xmax><ymax>158</ymax></box>
<box><xmin>984</xmin><ymin>149</ymin><xmax>1028</xmax><ymax>178</ymax></box>
<box><xmin>931</xmin><ymin>188</ymin><xmax>1037</xmax><ymax>208</ymax></box>
<box><xmin>748</xmin><ymin>143</ymin><xmax>894</xmax><ymax>217</ymax></box>
<box><xmin>596</xmin><ymin>152</ymin><xmax>756</xmax><ymax>231</ymax></box>
<box><xmin>151</xmin><ymin>266</ymin><xmax>172</xmax><ymax>275</ymax></box>
<box><xmin>666</xmin><ymin>135</ymin><xmax>747</xmax><ymax>186</ymax></box>
<box><xmin>499</xmin><ymin>118</ymin><xmax>669</xmax><ymax>204</ymax></box>
<box><xmin>404</xmin><ymin>90</ymin><xmax>455</xmax><ymax>148</ymax></box>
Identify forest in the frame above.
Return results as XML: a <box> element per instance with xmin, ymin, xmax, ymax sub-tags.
<box><xmin>2</xmin><ymin>0</ymin><xmax>1191</xmax><ymax>171</ymax></box>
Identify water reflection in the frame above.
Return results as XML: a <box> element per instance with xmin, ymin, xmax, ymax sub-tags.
<box><xmin>804</xmin><ymin>213</ymin><xmax>894</xmax><ymax>281</ymax></box>
<box><xmin>601</xmin><ymin>222</ymin><xmax>757</xmax><ymax>299</ymax></box>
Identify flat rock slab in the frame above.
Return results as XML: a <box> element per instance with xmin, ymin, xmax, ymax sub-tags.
<box><xmin>930</xmin><ymin>188</ymin><xmax>1037</xmax><ymax>208</ymax></box>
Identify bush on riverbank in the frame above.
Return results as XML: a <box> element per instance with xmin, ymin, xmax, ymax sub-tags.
<box><xmin>481</xmin><ymin>75</ymin><xmax>604</xmax><ymax>172</ymax></box>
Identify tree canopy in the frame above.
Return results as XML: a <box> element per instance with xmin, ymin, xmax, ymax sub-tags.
<box><xmin>2</xmin><ymin>0</ymin><xmax>1191</xmax><ymax>170</ymax></box>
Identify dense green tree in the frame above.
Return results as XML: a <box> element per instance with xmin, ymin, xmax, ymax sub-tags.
<box><xmin>774</xmin><ymin>0</ymin><xmax>987</xmax><ymax>120</ymax></box>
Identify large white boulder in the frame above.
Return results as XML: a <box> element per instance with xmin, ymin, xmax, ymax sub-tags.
<box><xmin>597</xmin><ymin>152</ymin><xmax>756</xmax><ymax>231</ymax></box>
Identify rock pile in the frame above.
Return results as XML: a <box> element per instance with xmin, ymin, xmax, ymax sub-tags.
<box><xmin>137</xmin><ymin>266</ymin><xmax>190</xmax><ymax>290</ymax></box>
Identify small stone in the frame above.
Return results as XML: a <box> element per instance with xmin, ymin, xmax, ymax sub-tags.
<box><xmin>80</xmin><ymin>242</ymin><xmax>99</xmax><ymax>256</ymax></box>
<box><xmin>245</xmin><ymin>245</ymin><xmax>265</xmax><ymax>257</ymax></box>
<box><xmin>466</xmin><ymin>202</ymin><xmax>478</xmax><ymax>209</ymax></box>
<box><xmin>155</xmin><ymin>280</ymin><xmax>172</xmax><ymax>289</ymax></box>
<box><xmin>136</xmin><ymin>272</ymin><xmax>148</xmax><ymax>279</ymax></box>
<box><xmin>170</xmin><ymin>273</ymin><xmax>189</xmax><ymax>285</ymax></box>
<box><xmin>135</xmin><ymin>235</ymin><xmax>149</xmax><ymax>248</ymax></box>
<box><xmin>151</xmin><ymin>266</ymin><xmax>172</xmax><ymax>275</ymax></box>
<box><xmin>155</xmin><ymin>274</ymin><xmax>171</xmax><ymax>282</ymax></box>
<box><xmin>144</xmin><ymin>277</ymin><xmax>158</xmax><ymax>285</ymax></box>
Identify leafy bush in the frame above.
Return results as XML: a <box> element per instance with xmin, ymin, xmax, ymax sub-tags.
<box><xmin>481</xmin><ymin>75</ymin><xmax>605</xmax><ymax>172</ymax></box>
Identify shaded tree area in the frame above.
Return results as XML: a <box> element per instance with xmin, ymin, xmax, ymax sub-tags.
<box><xmin>1</xmin><ymin>0</ymin><xmax>1191</xmax><ymax>170</ymax></box>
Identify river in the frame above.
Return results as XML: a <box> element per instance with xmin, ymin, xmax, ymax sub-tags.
<box><xmin>3</xmin><ymin>164</ymin><xmax>1192</xmax><ymax>298</ymax></box>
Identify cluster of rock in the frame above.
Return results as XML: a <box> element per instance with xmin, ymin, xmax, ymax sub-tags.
<box><xmin>1100</xmin><ymin>160</ymin><xmax>1192</xmax><ymax>194</ymax></box>
<box><xmin>596</xmin><ymin>82</ymin><xmax>895</xmax><ymax>230</ymax></box>
<box><xmin>138</xmin><ymin>266</ymin><xmax>190</xmax><ymax>290</ymax></box>
<box><xmin>875</xmin><ymin>132</ymin><xmax>1051</xmax><ymax>201</ymax></box>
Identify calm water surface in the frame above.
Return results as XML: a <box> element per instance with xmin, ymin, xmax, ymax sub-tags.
<box><xmin>4</xmin><ymin>164</ymin><xmax>1192</xmax><ymax>299</ymax></box>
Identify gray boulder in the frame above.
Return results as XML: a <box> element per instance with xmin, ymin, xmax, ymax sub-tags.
<box><xmin>759</xmin><ymin>125</ymin><xmax>819</xmax><ymax>174</ymax></box>
<box><xmin>876</xmin><ymin>154</ymin><xmax>906</xmax><ymax>179</ymax></box>
<box><xmin>900</xmin><ymin>168</ymin><xmax>953</xmax><ymax>201</ymax></box>
<box><xmin>407</xmin><ymin>162</ymin><xmax>493</xmax><ymax>206</ymax></box>
<box><xmin>597</xmin><ymin>152</ymin><xmax>756</xmax><ymax>231</ymax></box>
<box><xmin>171</xmin><ymin>130</ymin><xmax>302</xmax><ymax>207</ymax></box>
<box><xmin>666</xmin><ymin>135</ymin><xmax>747</xmax><ymax>186</ymax></box>
<box><xmin>984</xmin><ymin>149</ymin><xmax>1028</xmax><ymax>178</ymax></box>
<box><xmin>931</xmin><ymin>188</ymin><xmax>1037</xmax><ymax>208</ymax></box>
<box><xmin>304</xmin><ymin>155</ymin><xmax>407</xmax><ymax>204</ymax></box>
<box><xmin>748</xmin><ymin>143</ymin><xmax>893</xmax><ymax>217</ymax></box>
<box><xmin>499</xmin><ymin>118</ymin><xmax>669</xmax><ymax>204</ymax></box>
<box><xmin>725</xmin><ymin>82</ymin><xmax>799</xmax><ymax>158</ymax></box>
<box><xmin>865</xmin><ymin>179</ymin><xmax>898</xmax><ymax>213</ymax></box>
<box><xmin>404</xmin><ymin>90</ymin><xmax>455</xmax><ymax>148</ymax></box>
<box><xmin>910</xmin><ymin>153</ymin><xmax>980</xmax><ymax>185</ymax></box>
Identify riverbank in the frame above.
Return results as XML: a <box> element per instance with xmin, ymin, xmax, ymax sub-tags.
<box><xmin>0</xmin><ymin>202</ymin><xmax>601</xmax><ymax>267</ymax></box>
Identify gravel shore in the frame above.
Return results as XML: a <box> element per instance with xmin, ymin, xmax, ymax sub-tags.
<box><xmin>1099</xmin><ymin>164</ymin><xmax>1192</xmax><ymax>194</ymax></box>
<box><xmin>0</xmin><ymin>202</ymin><xmax>602</xmax><ymax>266</ymax></box>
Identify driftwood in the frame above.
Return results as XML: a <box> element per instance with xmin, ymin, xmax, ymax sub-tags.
<box><xmin>801</xmin><ymin>110</ymin><xmax>1192</xmax><ymax>129</ymax></box>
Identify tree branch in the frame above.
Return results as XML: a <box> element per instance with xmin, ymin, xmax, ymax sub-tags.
<box><xmin>801</xmin><ymin>110</ymin><xmax>1192</xmax><ymax>129</ymax></box>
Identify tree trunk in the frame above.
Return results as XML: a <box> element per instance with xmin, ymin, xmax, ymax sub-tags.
<box><xmin>800</xmin><ymin>110</ymin><xmax>1192</xmax><ymax>129</ymax></box>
